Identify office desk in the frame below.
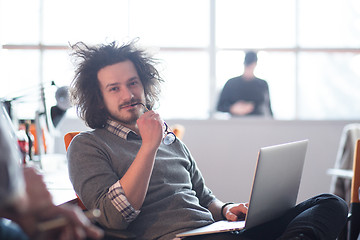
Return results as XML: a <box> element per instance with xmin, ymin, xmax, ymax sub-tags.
<box><xmin>44</xmin><ymin>171</ymin><xmax>76</xmax><ymax>206</ymax></box>
<box><xmin>38</xmin><ymin>154</ymin><xmax>77</xmax><ymax>205</ymax></box>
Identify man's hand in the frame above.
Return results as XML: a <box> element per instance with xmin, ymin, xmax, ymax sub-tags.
<box><xmin>137</xmin><ymin>110</ymin><xmax>163</xmax><ymax>149</ymax></box>
<box><xmin>230</xmin><ymin>101</ymin><xmax>254</xmax><ymax>116</ymax></box>
<box><xmin>12</xmin><ymin>167</ymin><xmax>104</xmax><ymax>240</ymax></box>
<box><xmin>23</xmin><ymin>167</ymin><xmax>53</xmax><ymax>211</ymax></box>
<box><xmin>223</xmin><ymin>203</ymin><xmax>249</xmax><ymax>221</ymax></box>
<box><xmin>34</xmin><ymin>204</ymin><xmax>104</xmax><ymax>240</ymax></box>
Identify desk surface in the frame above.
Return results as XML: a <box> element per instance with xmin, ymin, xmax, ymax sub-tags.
<box><xmin>44</xmin><ymin>171</ymin><xmax>77</xmax><ymax>205</ymax></box>
<box><xmin>36</xmin><ymin>154</ymin><xmax>77</xmax><ymax>205</ymax></box>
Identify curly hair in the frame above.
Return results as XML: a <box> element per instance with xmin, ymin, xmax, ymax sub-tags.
<box><xmin>70</xmin><ymin>41</ymin><xmax>163</xmax><ymax>129</ymax></box>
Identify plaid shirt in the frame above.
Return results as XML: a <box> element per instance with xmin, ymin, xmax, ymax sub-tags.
<box><xmin>105</xmin><ymin>119</ymin><xmax>140</xmax><ymax>222</ymax></box>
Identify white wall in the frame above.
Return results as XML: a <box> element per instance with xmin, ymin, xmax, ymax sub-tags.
<box><xmin>55</xmin><ymin>115</ymin><xmax>358</xmax><ymax>204</ymax></box>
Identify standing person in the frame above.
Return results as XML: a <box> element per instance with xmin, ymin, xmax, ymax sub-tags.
<box><xmin>217</xmin><ymin>51</ymin><xmax>273</xmax><ymax>117</ymax></box>
<box><xmin>67</xmin><ymin>41</ymin><xmax>347</xmax><ymax>240</ymax></box>
<box><xmin>0</xmin><ymin>102</ymin><xmax>104</xmax><ymax>240</ymax></box>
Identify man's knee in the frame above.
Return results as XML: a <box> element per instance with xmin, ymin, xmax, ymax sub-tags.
<box><xmin>313</xmin><ymin>193</ymin><xmax>348</xmax><ymax>218</ymax></box>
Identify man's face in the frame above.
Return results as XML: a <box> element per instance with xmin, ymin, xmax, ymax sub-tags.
<box><xmin>97</xmin><ymin>60</ymin><xmax>146</xmax><ymax>128</ymax></box>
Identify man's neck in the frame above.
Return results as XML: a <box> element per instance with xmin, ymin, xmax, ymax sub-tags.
<box><xmin>242</xmin><ymin>71</ymin><xmax>255</xmax><ymax>80</ymax></box>
<box><xmin>242</xmin><ymin>64</ymin><xmax>256</xmax><ymax>80</ymax></box>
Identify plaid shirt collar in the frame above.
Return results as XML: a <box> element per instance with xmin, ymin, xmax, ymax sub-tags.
<box><xmin>105</xmin><ymin>118</ymin><xmax>138</xmax><ymax>140</ymax></box>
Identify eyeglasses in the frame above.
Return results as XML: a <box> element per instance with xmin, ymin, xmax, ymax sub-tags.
<box><xmin>136</xmin><ymin>103</ymin><xmax>176</xmax><ymax>145</ymax></box>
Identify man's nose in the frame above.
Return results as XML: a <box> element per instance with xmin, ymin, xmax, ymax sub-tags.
<box><xmin>121</xmin><ymin>87</ymin><xmax>134</xmax><ymax>101</ymax></box>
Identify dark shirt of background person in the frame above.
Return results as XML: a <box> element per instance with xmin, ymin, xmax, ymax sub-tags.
<box><xmin>217</xmin><ymin>51</ymin><xmax>273</xmax><ymax>117</ymax></box>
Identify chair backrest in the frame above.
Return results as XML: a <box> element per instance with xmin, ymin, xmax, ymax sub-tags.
<box><xmin>171</xmin><ymin>124</ymin><xmax>185</xmax><ymax>141</ymax></box>
<box><xmin>64</xmin><ymin>131</ymin><xmax>86</xmax><ymax>210</ymax></box>
<box><xmin>347</xmin><ymin>139</ymin><xmax>360</xmax><ymax>240</ymax></box>
<box><xmin>351</xmin><ymin>139</ymin><xmax>360</xmax><ymax>204</ymax></box>
<box><xmin>64</xmin><ymin>131</ymin><xmax>81</xmax><ymax>151</ymax></box>
<box><xmin>330</xmin><ymin>124</ymin><xmax>360</xmax><ymax>200</ymax></box>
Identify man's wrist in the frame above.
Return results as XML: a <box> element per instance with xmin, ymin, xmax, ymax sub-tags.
<box><xmin>221</xmin><ymin>202</ymin><xmax>234</xmax><ymax>220</ymax></box>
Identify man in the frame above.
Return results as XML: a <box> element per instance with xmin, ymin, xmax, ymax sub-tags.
<box><xmin>0</xmin><ymin>102</ymin><xmax>103</xmax><ymax>240</ymax></box>
<box><xmin>67</xmin><ymin>41</ymin><xmax>347</xmax><ymax>240</ymax></box>
<box><xmin>217</xmin><ymin>51</ymin><xmax>273</xmax><ymax>117</ymax></box>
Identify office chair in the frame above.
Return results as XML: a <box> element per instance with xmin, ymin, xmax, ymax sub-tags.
<box><xmin>347</xmin><ymin>139</ymin><xmax>360</xmax><ymax>240</ymax></box>
<box><xmin>64</xmin><ymin>131</ymin><xmax>136</xmax><ymax>239</ymax></box>
<box><xmin>329</xmin><ymin>124</ymin><xmax>360</xmax><ymax>203</ymax></box>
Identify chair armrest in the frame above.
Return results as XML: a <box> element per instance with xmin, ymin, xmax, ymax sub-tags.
<box><xmin>327</xmin><ymin>168</ymin><xmax>353</xmax><ymax>179</ymax></box>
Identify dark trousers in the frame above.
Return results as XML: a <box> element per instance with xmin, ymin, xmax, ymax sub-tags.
<box><xmin>0</xmin><ymin>218</ymin><xmax>29</xmax><ymax>240</ymax></box>
<box><xmin>186</xmin><ymin>194</ymin><xmax>348</xmax><ymax>240</ymax></box>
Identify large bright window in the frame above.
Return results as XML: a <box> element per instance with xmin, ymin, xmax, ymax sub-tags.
<box><xmin>216</xmin><ymin>0</ymin><xmax>296</xmax><ymax>48</ymax></box>
<box><xmin>1</xmin><ymin>0</ymin><xmax>359</xmax><ymax>121</ymax></box>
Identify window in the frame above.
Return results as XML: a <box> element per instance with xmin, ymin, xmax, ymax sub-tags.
<box><xmin>216</xmin><ymin>0</ymin><xmax>296</xmax><ymax>48</ymax></box>
<box><xmin>1</xmin><ymin>0</ymin><xmax>359</xmax><ymax>120</ymax></box>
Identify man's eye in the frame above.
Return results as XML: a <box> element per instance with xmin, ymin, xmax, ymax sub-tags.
<box><xmin>110</xmin><ymin>87</ymin><xmax>119</xmax><ymax>91</ymax></box>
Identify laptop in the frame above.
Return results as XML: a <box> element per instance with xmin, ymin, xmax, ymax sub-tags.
<box><xmin>176</xmin><ymin>139</ymin><xmax>308</xmax><ymax>238</ymax></box>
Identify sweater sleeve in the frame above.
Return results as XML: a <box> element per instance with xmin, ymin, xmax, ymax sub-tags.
<box><xmin>107</xmin><ymin>181</ymin><xmax>140</xmax><ymax>222</ymax></box>
<box><xmin>67</xmin><ymin>132</ymin><xmax>132</xmax><ymax>229</ymax></box>
<box><xmin>182</xmin><ymin>144</ymin><xmax>216</xmax><ymax>208</ymax></box>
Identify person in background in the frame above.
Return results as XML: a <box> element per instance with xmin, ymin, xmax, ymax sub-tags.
<box><xmin>0</xmin><ymin>102</ymin><xmax>103</xmax><ymax>240</ymax></box>
<box><xmin>217</xmin><ymin>51</ymin><xmax>273</xmax><ymax>117</ymax></box>
<box><xmin>67</xmin><ymin>41</ymin><xmax>348</xmax><ymax>240</ymax></box>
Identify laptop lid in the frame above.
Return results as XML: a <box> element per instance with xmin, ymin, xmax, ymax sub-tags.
<box><xmin>176</xmin><ymin>139</ymin><xmax>308</xmax><ymax>238</ymax></box>
<box><xmin>244</xmin><ymin>139</ymin><xmax>308</xmax><ymax>228</ymax></box>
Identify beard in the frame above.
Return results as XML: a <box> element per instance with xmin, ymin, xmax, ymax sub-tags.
<box><xmin>106</xmin><ymin>100</ymin><xmax>145</xmax><ymax>126</ymax></box>
<box><xmin>111</xmin><ymin>111</ymin><xmax>139</xmax><ymax>126</ymax></box>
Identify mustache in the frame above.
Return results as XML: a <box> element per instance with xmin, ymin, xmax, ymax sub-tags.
<box><xmin>118</xmin><ymin>100</ymin><xmax>142</xmax><ymax>109</ymax></box>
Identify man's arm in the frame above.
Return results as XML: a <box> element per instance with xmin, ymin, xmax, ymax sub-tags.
<box><xmin>1</xmin><ymin>167</ymin><xmax>103</xmax><ymax>240</ymax></box>
<box><xmin>208</xmin><ymin>199</ymin><xmax>248</xmax><ymax>222</ymax></box>
<box><xmin>217</xmin><ymin>84</ymin><xmax>233</xmax><ymax>113</ymax></box>
<box><xmin>119</xmin><ymin>110</ymin><xmax>163</xmax><ymax>210</ymax></box>
<box><xmin>207</xmin><ymin>199</ymin><xmax>225</xmax><ymax>221</ymax></box>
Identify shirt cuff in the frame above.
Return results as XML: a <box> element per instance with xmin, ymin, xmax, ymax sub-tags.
<box><xmin>108</xmin><ymin>181</ymin><xmax>140</xmax><ymax>222</ymax></box>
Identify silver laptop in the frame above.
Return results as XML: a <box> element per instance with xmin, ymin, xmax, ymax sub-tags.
<box><xmin>176</xmin><ymin>140</ymin><xmax>308</xmax><ymax>238</ymax></box>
